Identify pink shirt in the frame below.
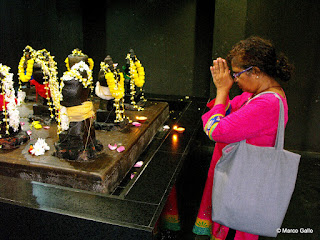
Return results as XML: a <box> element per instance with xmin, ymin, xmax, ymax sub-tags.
<box><xmin>202</xmin><ymin>92</ymin><xmax>288</xmax><ymax>148</ymax></box>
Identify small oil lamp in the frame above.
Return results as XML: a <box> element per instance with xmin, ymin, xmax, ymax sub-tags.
<box><xmin>173</xmin><ymin>125</ymin><xmax>185</xmax><ymax>133</ymax></box>
<box><xmin>136</xmin><ymin>116</ymin><xmax>148</xmax><ymax>123</ymax></box>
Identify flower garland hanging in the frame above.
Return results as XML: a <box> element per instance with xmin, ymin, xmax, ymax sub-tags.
<box><xmin>101</xmin><ymin>62</ymin><xmax>125</xmax><ymax>100</ymax></box>
<box><xmin>100</xmin><ymin>62</ymin><xmax>127</xmax><ymax>123</ymax></box>
<box><xmin>18</xmin><ymin>45</ymin><xmax>35</xmax><ymax>84</ymax></box>
<box><xmin>126</xmin><ymin>54</ymin><xmax>147</xmax><ymax>111</ymax></box>
<box><xmin>130</xmin><ymin>58</ymin><xmax>145</xmax><ymax>88</ymax></box>
<box><xmin>18</xmin><ymin>57</ymin><xmax>34</xmax><ymax>83</ymax></box>
<box><xmin>32</xmin><ymin>49</ymin><xmax>65</xmax><ymax>134</ymax></box>
<box><xmin>0</xmin><ymin>63</ymin><xmax>21</xmax><ymax>136</ymax></box>
<box><xmin>61</xmin><ymin>61</ymin><xmax>93</xmax><ymax>89</ymax></box>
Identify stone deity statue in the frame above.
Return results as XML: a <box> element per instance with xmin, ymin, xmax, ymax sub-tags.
<box><xmin>54</xmin><ymin>49</ymin><xmax>103</xmax><ymax>161</ymax></box>
<box><xmin>95</xmin><ymin>55</ymin><xmax>129</xmax><ymax>130</ymax></box>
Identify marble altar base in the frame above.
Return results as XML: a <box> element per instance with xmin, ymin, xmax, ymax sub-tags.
<box><xmin>0</xmin><ymin>101</ymin><xmax>169</xmax><ymax>194</ymax></box>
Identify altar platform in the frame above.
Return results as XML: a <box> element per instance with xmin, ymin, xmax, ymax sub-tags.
<box><xmin>0</xmin><ymin>96</ymin><xmax>207</xmax><ymax>239</ymax></box>
<box><xmin>0</xmin><ymin>100</ymin><xmax>169</xmax><ymax>194</ymax></box>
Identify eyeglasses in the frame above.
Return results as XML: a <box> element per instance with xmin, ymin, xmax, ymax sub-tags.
<box><xmin>232</xmin><ymin>66</ymin><xmax>253</xmax><ymax>79</ymax></box>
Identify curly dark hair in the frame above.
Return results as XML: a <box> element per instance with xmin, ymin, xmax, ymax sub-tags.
<box><xmin>227</xmin><ymin>36</ymin><xmax>294</xmax><ymax>82</ymax></box>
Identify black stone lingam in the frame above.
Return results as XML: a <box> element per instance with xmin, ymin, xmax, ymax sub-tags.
<box><xmin>54</xmin><ymin>52</ymin><xmax>103</xmax><ymax>161</ymax></box>
<box><xmin>95</xmin><ymin>55</ymin><xmax>117</xmax><ymax>124</ymax></box>
<box><xmin>95</xmin><ymin>55</ymin><xmax>129</xmax><ymax>131</ymax></box>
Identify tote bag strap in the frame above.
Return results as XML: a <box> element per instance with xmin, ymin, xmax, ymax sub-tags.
<box><xmin>247</xmin><ymin>91</ymin><xmax>285</xmax><ymax>150</ymax></box>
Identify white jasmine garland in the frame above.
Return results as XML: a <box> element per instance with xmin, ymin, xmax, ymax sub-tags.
<box><xmin>71</xmin><ymin>61</ymin><xmax>90</xmax><ymax>72</ymax></box>
<box><xmin>0</xmin><ymin>64</ymin><xmax>20</xmax><ymax>133</ymax></box>
<box><xmin>17</xmin><ymin>91</ymin><xmax>26</xmax><ymax>106</ymax></box>
<box><xmin>60</xmin><ymin>106</ymin><xmax>69</xmax><ymax>131</ymax></box>
<box><xmin>61</xmin><ymin>61</ymin><xmax>93</xmax><ymax>88</ymax></box>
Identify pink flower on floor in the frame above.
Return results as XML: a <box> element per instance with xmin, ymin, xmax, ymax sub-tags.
<box><xmin>108</xmin><ymin>144</ymin><xmax>117</xmax><ymax>150</ymax></box>
<box><xmin>117</xmin><ymin>146</ymin><xmax>125</xmax><ymax>152</ymax></box>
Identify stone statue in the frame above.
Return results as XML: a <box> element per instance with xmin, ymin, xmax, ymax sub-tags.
<box><xmin>18</xmin><ymin>46</ymin><xmax>58</xmax><ymax>119</ymax></box>
<box><xmin>54</xmin><ymin>49</ymin><xmax>103</xmax><ymax>161</ymax></box>
<box><xmin>95</xmin><ymin>55</ymin><xmax>129</xmax><ymax>130</ymax></box>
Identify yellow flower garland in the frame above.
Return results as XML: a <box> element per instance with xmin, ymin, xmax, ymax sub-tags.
<box><xmin>104</xmin><ymin>71</ymin><xmax>125</xmax><ymax>100</ymax></box>
<box><xmin>126</xmin><ymin>54</ymin><xmax>147</xmax><ymax>111</ymax></box>
<box><xmin>88</xmin><ymin>58</ymin><xmax>94</xmax><ymax>70</ymax></box>
<box><xmin>18</xmin><ymin>57</ymin><xmax>34</xmax><ymax>83</ymax></box>
<box><xmin>130</xmin><ymin>58</ymin><xmax>145</xmax><ymax>88</ymax></box>
<box><xmin>18</xmin><ymin>46</ymin><xmax>64</xmax><ymax>134</ymax></box>
<box><xmin>99</xmin><ymin>61</ymin><xmax>128</xmax><ymax>123</ymax></box>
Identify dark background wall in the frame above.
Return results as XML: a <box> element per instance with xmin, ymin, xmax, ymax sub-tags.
<box><xmin>0</xmin><ymin>0</ymin><xmax>319</xmax><ymax>152</ymax></box>
<box><xmin>0</xmin><ymin>0</ymin><xmax>83</xmax><ymax>74</ymax></box>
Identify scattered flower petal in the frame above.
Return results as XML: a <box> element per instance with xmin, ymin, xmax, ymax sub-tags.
<box><xmin>26</xmin><ymin>130</ymin><xmax>32</xmax><ymax>136</ymax></box>
<box><xmin>108</xmin><ymin>144</ymin><xmax>117</xmax><ymax>150</ymax></box>
<box><xmin>117</xmin><ymin>146</ymin><xmax>125</xmax><ymax>152</ymax></box>
<box><xmin>28</xmin><ymin>145</ymin><xmax>33</xmax><ymax>154</ymax></box>
<box><xmin>34</xmin><ymin>123</ymin><xmax>42</xmax><ymax>129</ymax></box>
<box><xmin>43</xmin><ymin>126</ymin><xmax>50</xmax><ymax>130</ymax></box>
<box><xmin>132</xmin><ymin>121</ymin><xmax>141</xmax><ymax>127</ymax></box>
<box><xmin>20</xmin><ymin>122</ymin><xmax>25</xmax><ymax>126</ymax></box>
<box><xmin>163</xmin><ymin>125</ymin><xmax>170</xmax><ymax>130</ymax></box>
<box><xmin>130</xmin><ymin>172</ymin><xmax>137</xmax><ymax>179</ymax></box>
<box><xmin>134</xmin><ymin>161</ymin><xmax>143</xmax><ymax>168</ymax></box>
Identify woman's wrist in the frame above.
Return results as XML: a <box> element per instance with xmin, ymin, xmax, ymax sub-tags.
<box><xmin>214</xmin><ymin>89</ymin><xmax>229</xmax><ymax>106</ymax></box>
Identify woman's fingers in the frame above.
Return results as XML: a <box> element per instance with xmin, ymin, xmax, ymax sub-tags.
<box><xmin>210</xmin><ymin>57</ymin><xmax>233</xmax><ymax>91</ymax></box>
<box><xmin>212</xmin><ymin>60</ymin><xmax>218</xmax><ymax>74</ymax></box>
<box><xmin>222</xmin><ymin>58</ymin><xmax>229</xmax><ymax>70</ymax></box>
<box><xmin>210</xmin><ymin>66</ymin><xmax>215</xmax><ymax>76</ymax></box>
<box><xmin>217</xmin><ymin>58</ymin><xmax>229</xmax><ymax>73</ymax></box>
<box><xmin>217</xmin><ymin>58</ymin><xmax>223</xmax><ymax>71</ymax></box>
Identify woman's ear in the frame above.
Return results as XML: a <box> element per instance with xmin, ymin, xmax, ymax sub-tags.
<box><xmin>252</xmin><ymin>66</ymin><xmax>262</xmax><ymax>78</ymax></box>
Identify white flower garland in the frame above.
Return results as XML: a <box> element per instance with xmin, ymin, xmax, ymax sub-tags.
<box><xmin>61</xmin><ymin>61</ymin><xmax>93</xmax><ymax>88</ymax></box>
<box><xmin>0</xmin><ymin>64</ymin><xmax>20</xmax><ymax>133</ymax></box>
<box><xmin>59</xmin><ymin>106</ymin><xmax>69</xmax><ymax>131</ymax></box>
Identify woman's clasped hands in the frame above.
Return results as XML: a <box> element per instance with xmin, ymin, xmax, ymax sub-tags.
<box><xmin>210</xmin><ymin>57</ymin><xmax>234</xmax><ymax>93</ymax></box>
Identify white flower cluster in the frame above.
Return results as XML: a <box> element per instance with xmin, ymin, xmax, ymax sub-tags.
<box><xmin>61</xmin><ymin>61</ymin><xmax>93</xmax><ymax>88</ymax></box>
<box><xmin>0</xmin><ymin>64</ymin><xmax>20</xmax><ymax>132</ymax></box>
<box><xmin>30</xmin><ymin>138</ymin><xmax>50</xmax><ymax>156</ymax></box>
<box><xmin>17</xmin><ymin>91</ymin><xmax>26</xmax><ymax>106</ymax></box>
<box><xmin>72</xmin><ymin>61</ymin><xmax>90</xmax><ymax>72</ymax></box>
<box><xmin>60</xmin><ymin>106</ymin><xmax>69</xmax><ymax>131</ymax></box>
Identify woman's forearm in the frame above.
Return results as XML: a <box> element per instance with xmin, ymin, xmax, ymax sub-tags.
<box><xmin>214</xmin><ymin>89</ymin><xmax>229</xmax><ymax>106</ymax></box>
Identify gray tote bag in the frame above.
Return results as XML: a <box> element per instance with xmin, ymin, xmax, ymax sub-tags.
<box><xmin>211</xmin><ymin>92</ymin><xmax>300</xmax><ymax>237</ymax></box>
